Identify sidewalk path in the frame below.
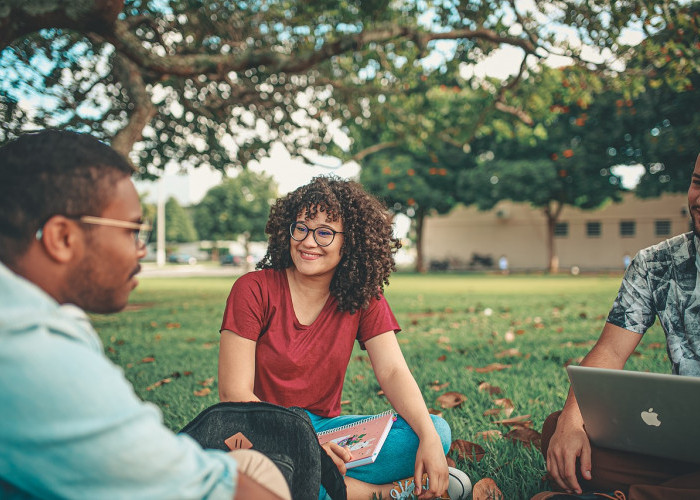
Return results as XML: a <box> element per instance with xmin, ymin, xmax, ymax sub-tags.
<box><xmin>139</xmin><ymin>263</ymin><xmax>244</xmax><ymax>278</ymax></box>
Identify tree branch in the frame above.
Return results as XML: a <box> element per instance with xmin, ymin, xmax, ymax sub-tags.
<box><xmin>351</xmin><ymin>141</ymin><xmax>401</xmax><ymax>162</ymax></box>
<box><xmin>110</xmin><ymin>54</ymin><xmax>156</xmax><ymax>160</ymax></box>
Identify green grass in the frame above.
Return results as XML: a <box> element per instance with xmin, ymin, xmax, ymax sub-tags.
<box><xmin>92</xmin><ymin>273</ymin><xmax>669</xmax><ymax>498</ymax></box>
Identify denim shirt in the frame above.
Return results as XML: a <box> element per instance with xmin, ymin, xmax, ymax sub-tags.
<box><xmin>0</xmin><ymin>262</ymin><xmax>237</xmax><ymax>499</ymax></box>
<box><xmin>607</xmin><ymin>232</ymin><xmax>700</xmax><ymax>376</ymax></box>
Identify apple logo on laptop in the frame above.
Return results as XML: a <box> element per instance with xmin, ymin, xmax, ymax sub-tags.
<box><xmin>641</xmin><ymin>408</ymin><xmax>661</xmax><ymax>427</ymax></box>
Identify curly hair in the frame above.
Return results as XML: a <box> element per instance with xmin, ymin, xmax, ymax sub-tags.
<box><xmin>257</xmin><ymin>176</ymin><xmax>401</xmax><ymax>313</ymax></box>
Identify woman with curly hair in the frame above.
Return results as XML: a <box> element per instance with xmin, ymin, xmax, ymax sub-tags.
<box><xmin>218</xmin><ymin>176</ymin><xmax>469</xmax><ymax>500</ymax></box>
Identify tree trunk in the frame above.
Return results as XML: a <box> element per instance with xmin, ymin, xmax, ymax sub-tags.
<box><xmin>544</xmin><ymin>201</ymin><xmax>563</xmax><ymax>274</ymax></box>
<box><xmin>415</xmin><ymin>208</ymin><xmax>426</xmax><ymax>273</ymax></box>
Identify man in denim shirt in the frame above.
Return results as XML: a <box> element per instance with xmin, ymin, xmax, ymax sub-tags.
<box><xmin>0</xmin><ymin>130</ymin><xmax>289</xmax><ymax>500</ymax></box>
<box><xmin>538</xmin><ymin>153</ymin><xmax>700</xmax><ymax>500</ymax></box>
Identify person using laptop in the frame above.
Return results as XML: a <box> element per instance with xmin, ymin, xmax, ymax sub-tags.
<box><xmin>533</xmin><ymin>150</ymin><xmax>700</xmax><ymax>499</ymax></box>
<box><xmin>0</xmin><ymin>130</ymin><xmax>289</xmax><ymax>499</ymax></box>
<box><xmin>538</xmin><ymin>152</ymin><xmax>700</xmax><ymax>500</ymax></box>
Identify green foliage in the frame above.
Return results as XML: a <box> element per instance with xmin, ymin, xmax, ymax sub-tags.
<box><xmin>94</xmin><ymin>273</ymin><xmax>669</xmax><ymax>497</ymax></box>
<box><xmin>193</xmin><ymin>170</ymin><xmax>276</xmax><ymax>242</ymax></box>
<box><xmin>164</xmin><ymin>197</ymin><xmax>198</xmax><ymax>243</ymax></box>
<box><xmin>3</xmin><ymin>0</ymin><xmax>696</xmax><ymax>179</ymax></box>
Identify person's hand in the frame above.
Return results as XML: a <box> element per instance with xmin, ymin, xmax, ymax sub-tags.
<box><xmin>321</xmin><ymin>442</ymin><xmax>352</xmax><ymax>476</ymax></box>
<box><xmin>413</xmin><ymin>435</ymin><xmax>448</xmax><ymax>499</ymax></box>
<box><xmin>546</xmin><ymin>416</ymin><xmax>592</xmax><ymax>494</ymax></box>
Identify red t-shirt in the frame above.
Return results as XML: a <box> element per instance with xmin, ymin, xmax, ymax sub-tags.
<box><xmin>220</xmin><ymin>269</ymin><xmax>400</xmax><ymax>417</ymax></box>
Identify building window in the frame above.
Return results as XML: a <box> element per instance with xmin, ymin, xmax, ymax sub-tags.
<box><xmin>586</xmin><ymin>221</ymin><xmax>602</xmax><ymax>237</ymax></box>
<box><xmin>620</xmin><ymin>220</ymin><xmax>636</xmax><ymax>237</ymax></box>
<box><xmin>554</xmin><ymin>222</ymin><xmax>569</xmax><ymax>237</ymax></box>
<box><xmin>655</xmin><ymin>219</ymin><xmax>672</xmax><ymax>236</ymax></box>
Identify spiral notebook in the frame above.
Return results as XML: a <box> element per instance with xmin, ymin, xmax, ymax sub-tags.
<box><xmin>317</xmin><ymin>410</ymin><xmax>396</xmax><ymax>468</ymax></box>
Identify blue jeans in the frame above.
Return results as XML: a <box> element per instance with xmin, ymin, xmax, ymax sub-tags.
<box><xmin>307</xmin><ymin>411</ymin><xmax>451</xmax><ymax>499</ymax></box>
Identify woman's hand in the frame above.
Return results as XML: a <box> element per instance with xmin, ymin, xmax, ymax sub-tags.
<box><xmin>321</xmin><ymin>442</ymin><xmax>352</xmax><ymax>476</ymax></box>
<box><xmin>413</xmin><ymin>435</ymin><xmax>449</xmax><ymax>499</ymax></box>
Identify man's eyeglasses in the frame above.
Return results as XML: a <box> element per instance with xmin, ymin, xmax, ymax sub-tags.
<box><xmin>36</xmin><ymin>215</ymin><xmax>152</xmax><ymax>247</ymax></box>
<box><xmin>289</xmin><ymin>222</ymin><xmax>343</xmax><ymax>247</ymax></box>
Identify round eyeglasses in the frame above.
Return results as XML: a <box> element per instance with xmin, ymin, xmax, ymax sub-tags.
<box><xmin>289</xmin><ymin>222</ymin><xmax>344</xmax><ymax>247</ymax></box>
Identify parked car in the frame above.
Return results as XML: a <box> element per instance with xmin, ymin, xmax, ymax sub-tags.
<box><xmin>220</xmin><ymin>254</ymin><xmax>243</xmax><ymax>266</ymax></box>
<box><xmin>168</xmin><ymin>253</ymin><xmax>197</xmax><ymax>265</ymax></box>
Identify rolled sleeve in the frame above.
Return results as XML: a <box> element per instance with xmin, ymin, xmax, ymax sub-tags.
<box><xmin>607</xmin><ymin>252</ymin><xmax>656</xmax><ymax>334</ymax></box>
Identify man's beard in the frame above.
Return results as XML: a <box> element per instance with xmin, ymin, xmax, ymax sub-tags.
<box><xmin>692</xmin><ymin>210</ymin><xmax>700</xmax><ymax>239</ymax></box>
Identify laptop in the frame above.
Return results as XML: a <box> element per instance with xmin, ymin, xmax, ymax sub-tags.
<box><xmin>567</xmin><ymin>365</ymin><xmax>700</xmax><ymax>463</ymax></box>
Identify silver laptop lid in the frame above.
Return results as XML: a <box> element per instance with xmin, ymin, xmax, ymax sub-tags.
<box><xmin>567</xmin><ymin>365</ymin><xmax>700</xmax><ymax>464</ymax></box>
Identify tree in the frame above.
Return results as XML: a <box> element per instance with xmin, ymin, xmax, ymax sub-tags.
<box><xmin>457</xmin><ymin>65</ymin><xmax>631</xmax><ymax>273</ymax></box>
<box><xmin>163</xmin><ymin>196</ymin><xmax>198</xmax><ymax>243</ymax></box>
<box><xmin>2</xmin><ymin>0</ymin><xmax>682</xmax><ymax>175</ymax></box>
<box><xmin>193</xmin><ymin>170</ymin><xmax>276</xmax><ymax>269</ymax></box>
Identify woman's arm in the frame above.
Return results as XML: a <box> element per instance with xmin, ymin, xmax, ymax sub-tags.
<box><xmin>218</xmin><ymin>330</ymin><xmax>260</xmax><ymax>402</ymax></box>
<box><xmin>365</xmin><ymin>332</ymin><xmax>448</xmax><ymax>499</ymax></box>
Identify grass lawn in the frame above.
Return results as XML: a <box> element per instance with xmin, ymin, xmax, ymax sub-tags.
<box><xmin>92</xmin><ymin>272</ymin><xmax>669</xmax><ymax>498</ymax></box>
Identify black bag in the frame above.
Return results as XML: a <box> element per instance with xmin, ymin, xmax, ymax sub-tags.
<box><xmin>179</xmin><ymin>401</ymin><xmax>346</xmax><ymax>500</ymax></box>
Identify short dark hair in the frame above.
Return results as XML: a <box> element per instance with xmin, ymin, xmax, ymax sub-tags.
<box><xmin>0</xmin><ymin>130</ymin><xmax>134</xmax><ymax>264</ymax></box>
<box><xmin>257</xmin><ymin>176</ymin><xmax>401</xmax><ymax>313</ymax></box>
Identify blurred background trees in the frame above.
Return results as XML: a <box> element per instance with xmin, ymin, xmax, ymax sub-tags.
<box><xmin>1</xmin><ymin>0</ymin><xmax>698</xmax><ymax>271</ymax></box>
<box><xmin>193</xmin><ymin>170</ymin><xmax>277</xmax><ymax>269</ymax></box>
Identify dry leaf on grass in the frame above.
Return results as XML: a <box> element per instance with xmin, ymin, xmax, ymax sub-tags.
<box><xmin>468</xmin><ymin>363</ymin><xmax>511</xmax><ymax>373</ymax></box>
<box><xmin>437</xmin><ymin>354</ymin><xmax>447</xmax><ymax>362</ymax></box>
<box><xmin>449</xmin><ymin>439</ymin><xmax>485</xmax><ymax>462</ymax></box>
<box><xmin>193</xmin><ymin>388</ymin><xmax>211</xmax><ymax>397</ymax></box>
<box><xmin>647</xmin><ymin>342</ymin><xmax>664</xmax><ymax>349</ymax></box>
<box><xmin>472</xmin><ymin>478</ymin><xmax>504</xmax><ymax>500</ymax></box>
<box><xmin>430</xmin><ymin>382</ymin><xmax>450</xmax><ymax>391</ymax></box>
<box><xmin>146</xmin><ymin>377</ymin><xmax>172</xmax><ymax>391</ymax></box>
<box><xmin>140</xmin><ymin>356</ymin><xmax>155</xmax><ymax>363</ymax></box>
<box><xmin>493</xmin><ymin>398</ymin><xmax>514</xmax><ymax>417</ymax></box>
<box><xmin>377</xmin><ymin>390</ymin><xmax>385</xmax><ymax>396</ymax></box>
<box><xmin>483</xmin><ymin>408</ymin><xmax>502</xmax><ymax>417</ymax></box>
<box><xmin>340</xmin><ymin>400</ymin><xmax>351</xmax><ymax>405</ymax></box>
<box><xmin>504</xmin><ymin>427</ymin><xmax>542</xmax><ymax>449</ymax></box>
<box><xmin>494</xmin><ymin>348</ymin><xmax>520</xmax><ymax>359</ymax></box>
<box><xmin>199</xmin><ymin>377</ymin><xmax>215</xmax><ymax>387</ymax></box>
<box><xmin>166</xmin><ymin>322</ymin><xmax>181</xmax><ymax>329</ymax></box>
<box><xmin>493</xmin><ymin>414</ymin><xmax>532</xmax><ymax>427</ymax></box>
<box><xmin>436</xmin><ymin>391</ymin><xmax>467</xmax><ymax>409</ymax></box>
<box><xmin>477</xmin><ymin>382</ymin><xmax>502</xmax><ymax>395</ymax></box>
<box><xmin>446</xmin><ymin>456</ymin><xmax>456</xmax><ymax>467</ymax></box>
<box><xmin>475</xmin><ymin>430</ymin><xmax>502</xmax><ymax>441</ymax></box>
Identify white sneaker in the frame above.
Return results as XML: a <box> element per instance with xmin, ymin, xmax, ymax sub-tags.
<box><xmin>388</xmin><ymin>468</ymin><xmax>471</xmax><ymax>499</ymax></box>
<box><xmin>447</xmin><ymin>466</ymin><xmax>472</xmax><ymax>500</ymax></box>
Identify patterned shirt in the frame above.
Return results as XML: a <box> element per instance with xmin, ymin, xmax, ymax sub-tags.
<box><xmin>607</xmin><ymin>232</ymin><xmax>700</xmax><ymax>376</ymax></box>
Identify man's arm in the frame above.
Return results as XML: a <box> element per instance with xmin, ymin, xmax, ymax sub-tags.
<box><xmin>546</xmin><ymin>322</ymin><xmax>642</xmax><ymax>494</ymax></box>
<box><xmin>234</xmin><ymin>473</ymin><xmax>286</xmax><ymax>500</ymax></box>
